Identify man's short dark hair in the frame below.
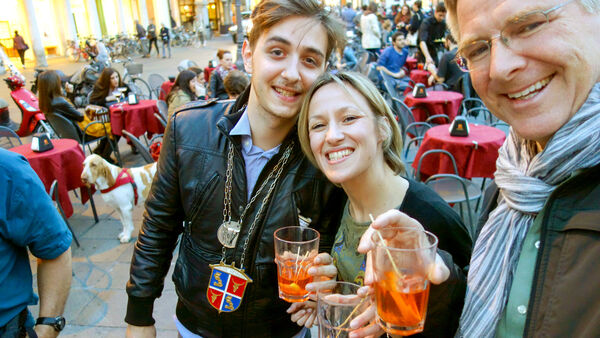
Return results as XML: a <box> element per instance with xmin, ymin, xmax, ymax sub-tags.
<box><xmin>391</xmin><ymin>31</ymin><xmax>404</xmax><ymax>44</ymax></box>
<box><xmin>346</xmin><ymin>2</ymin><xmax>352</xmax><ymax>8</ymax></box>
<box><xmin>414</xmin><ymin>1</ymin><xmax>422</xmax><ymax>10</ymax></box>
<box><xmin>224</xmin><ymin>70</ymin><xmax>250</xmax><ymax>98</ymax></box>
<box><xmin>361</xmin><ymin>5</ymin><xmax>368</xmax><ymax>11</ymax></box>
<box><xmin>248</xmin><ymin>0</ymin><xmax>345</xmax><ymax>60</ymax></box>
<box><xmin>436</xmin><ymin>2</ymin><xmax>446</xmax><ymax>13</ymax></box>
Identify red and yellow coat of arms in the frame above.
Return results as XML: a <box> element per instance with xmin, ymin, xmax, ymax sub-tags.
<box><xmin>207</xmin><ymin>263</ymin><xmax>253</xmax><ymax>313</ymax></box>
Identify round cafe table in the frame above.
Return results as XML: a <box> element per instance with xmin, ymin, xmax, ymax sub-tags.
<box><xmin>10</xmin><ymin>139</ymin><xmax>90</xmax><ymax>217</ymax></box>
<box><xmin>110</xmin><ymin>99</ymin><xmax>164</xmax><ymax>138</ymax></box>
<box><xmin>404</xmin><ymin>91</ymin><xmax>464</xmax><ymax>123</ymax></box>
<box><xmin>412</xmin><ymin>124</ymin><xmax>506</xmax><ymax>179</ymax></box>
<box><xmin>410</xmin><ymin>69</ymin><xmax>431</xmax><ymax>86</ymax></box>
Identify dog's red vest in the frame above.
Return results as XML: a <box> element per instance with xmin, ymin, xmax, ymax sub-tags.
<box><xmin>100</xmin><ymin>168</ymin><xmax>139</xmax><ymax>205</ymax></box>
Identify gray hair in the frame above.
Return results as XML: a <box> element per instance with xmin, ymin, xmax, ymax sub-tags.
<box><xmin>446</xmin><ymin>0</ymin><xmax>600</xmax><ymax>42</ymax></box>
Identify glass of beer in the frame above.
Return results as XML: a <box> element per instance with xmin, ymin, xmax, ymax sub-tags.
<box><xmin>274</xmin><ymin>226</ymin><xmax>320</xmax><ymax>302</ymax></box>
<box><xmin>317</xmin><ymin>281</ymin><xmax>370</xmax><ymax>338</ymax></box>
<box><xmin>372</xmin><ymin>227</ymin><xmax>438</xmax><ymax>336</ymax></box>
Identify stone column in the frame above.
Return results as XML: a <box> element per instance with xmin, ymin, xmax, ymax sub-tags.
<box><xmin>153</xmin><ymin>0</ymin><xmax>171</xmax><ymax>29</ymax></box>
<box><xmin>171</xmin><ymin>0</ymin><xmax>181</xmax><ymax>27</ymax></box>
<box><xmin>86</xmin><ymin>0</ymin><xmax>103</xmax><ymax>38</ymax></box>
<box><xmin>115</xmin><ymin>0</ymin><xmax>128</xmax><ymax>34</ymax></box>
<box><xmin>139</xmin><ymin>0</ymin><xmax>149</xmax><ymax>26</ymax></box>
<box><xmin>22</xmin><ymin>0</ymin><xmax>48</xmax><ymax>67</ymax></box>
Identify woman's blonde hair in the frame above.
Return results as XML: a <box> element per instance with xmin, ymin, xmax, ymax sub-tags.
<box><xmin>298</xmin><ymin>71</ymin><xmax>405</xmax><ymax>175</ymax></box>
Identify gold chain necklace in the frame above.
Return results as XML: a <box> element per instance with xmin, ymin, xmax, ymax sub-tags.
<box><xmin>208</xmin><ymin>141</ymin><xmax>293</xmax><ymax>313</ymax></box>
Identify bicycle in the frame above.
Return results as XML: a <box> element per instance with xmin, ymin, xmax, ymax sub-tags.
<box><xmin>113</xmin><ymin>58</ymin><xmax>152</xmax><ymax>100</ymax></box>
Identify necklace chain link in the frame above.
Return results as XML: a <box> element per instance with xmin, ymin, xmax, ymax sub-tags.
<box><xmin>221</xmin><ymin>141</ymin><xmax>293</xmax><ymax>268</ymax></box>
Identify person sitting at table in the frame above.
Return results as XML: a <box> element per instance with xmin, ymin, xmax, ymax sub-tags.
<box><xmin>223</xmin><ymin>70</ymin><xmax>249</xmax><ymax>100</ymax></box>
<box><xmin>426</xmin><ymin>34</ymin><xmax>462</xmax><ymax>92</ymax></box>
<box><xmin>89</xmin><ymin>67</ymin><xmax>127</xmax><ymax>108</ymax></box>
<box><xmin>289</xmin><ymin>71</ymin><xmax>472</xmax><ymax>336</ymax></box>
<box><xmin>208</xmin><ymin>49</ymin><xmax>234</xmax><ymax>100</ymax></box>
<box><xmin>335</xmin><ymin>41</ymin><xmax>358</xmax><ymax>72</ymax></box>
<box><xmin>166</xmin><ymin>70</ymin><xmax>198</xmax><ymax>117</ymax></box>
<box><xmin>189</xmin><ymin>67</ymin><xmax>207</xmax><ymax>100</ymax></box>
<box><xmin>376</xmin><ymin>31</ymin><xmax>411</xmax><ymax>92</ymax></box>
<box><xmin>89</xmin><ymin>67</ymin><xmax>131</xmax><ymax>159</ymax></box>
<box><xmin>38</xmin><ymin>70</ymin><xmax>115</xmax><ymax>163</ymax></box>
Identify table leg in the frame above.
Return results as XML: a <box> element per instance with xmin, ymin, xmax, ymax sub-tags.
<box><xmin>88</xmin><ymin>186</ymin><xmax>99</xmax><ymax>224</ymax></box>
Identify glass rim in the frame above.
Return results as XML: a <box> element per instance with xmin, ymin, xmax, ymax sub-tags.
<box><xmin>373</xmin><ymin>227</ymin><xmax>438</xmax><ymax>252</ymax></box>
<box><xmin>316</xmin><ymin>281</ymin><xmax>365</xmax><ymax>305</ymax></box>
<box><xmin>273</xmin><ymin>226</ymin><xmax>320</xmax><ymax>244</ymax></box>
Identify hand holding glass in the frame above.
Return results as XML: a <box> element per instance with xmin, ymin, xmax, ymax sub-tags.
<box><xmin>372</xmin><ymin>227</ymin><xmax>438</xmax><ymax>336</ymax></box>
<box><xmin>317</xmin><ymin>281</ymin><xmax>370</xmax><ymax>338</ymax></box>
<box><xmin>274</xmin><ymin>226</ymin><xmax>320</xmax><ymax>302</ymax></box>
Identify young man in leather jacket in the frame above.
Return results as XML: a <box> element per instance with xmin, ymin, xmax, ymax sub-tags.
<box><xmin>125</xmin><ymin>0</ymin><xmax>346</xmax><ymax>337</ymax></box>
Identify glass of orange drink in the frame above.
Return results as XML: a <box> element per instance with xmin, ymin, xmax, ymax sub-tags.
<box><xmin>372</xmin><ymin>227</ymin><xmax>438</xmax><ymax>336</ymax></box>
<box><xmin>274</xmin><ymin>226</ymin><xmax>320</xmax><ymax>302</ymax></box>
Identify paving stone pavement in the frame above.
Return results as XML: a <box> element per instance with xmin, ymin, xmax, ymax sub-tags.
<box><xmin>6</xmin><ymin>35</ymin><xmax>238</xmax><ymax>337</ymax></box>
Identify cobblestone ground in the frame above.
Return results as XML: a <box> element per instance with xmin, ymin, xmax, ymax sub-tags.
<box><xmin>2</xmin><ymin>35</ymin><xmax>242</xmax><ymax>337</ymax></box>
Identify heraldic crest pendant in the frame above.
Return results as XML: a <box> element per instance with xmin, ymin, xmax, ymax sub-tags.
<box><xmin>207</xmin><ymin>262</ymin><xmax>253</xmax><ymax>313</ymax></box>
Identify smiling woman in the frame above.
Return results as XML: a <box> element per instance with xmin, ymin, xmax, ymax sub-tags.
<box><xmin>293</xmin><ymin>71</ymin><xmax>473</xmax><ymax>337</ymax></box>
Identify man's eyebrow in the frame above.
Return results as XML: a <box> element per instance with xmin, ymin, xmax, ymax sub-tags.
<box><xmin>265</xmin><ymin>35</ymin><xmax>326</xmax><ymax>59</ymax></box>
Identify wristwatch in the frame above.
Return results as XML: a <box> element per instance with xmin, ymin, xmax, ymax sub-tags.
<box><xmin>36</xmin><ymin>316</ymin><xmax>66</xmax><ymax>332</ymax></box>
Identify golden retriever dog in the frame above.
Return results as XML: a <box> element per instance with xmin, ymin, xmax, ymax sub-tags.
<box><xmin>81</xmin><ymin>154</ymin><xmax>156</xmax><ymax>243</ymax></box>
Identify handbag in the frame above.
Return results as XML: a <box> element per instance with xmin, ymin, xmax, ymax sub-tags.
<box><xmin>23</xmin><ymin>43</ymin><xmax>29</xmax><ymax>51</ymax></box>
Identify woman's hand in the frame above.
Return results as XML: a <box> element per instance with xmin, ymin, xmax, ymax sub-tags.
<box><xmin>357</xmin><ymin>209</ymin><xmax>450</xmax><ymax>285</ymax></box>
<box><xmin>287</xmin><ymin>301</ymin><xmax>317</xmax><ymax>328</ymax></box>
<box><xmin>305</xmin><ymin>252</ymin><xmax>337</xmax><ymax>294</ymax></box>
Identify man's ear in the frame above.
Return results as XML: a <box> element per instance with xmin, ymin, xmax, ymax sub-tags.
<box><xmin>242</xmin><ymin>39</ymin><xmax>253</xmax><ymax>74</ymax></box>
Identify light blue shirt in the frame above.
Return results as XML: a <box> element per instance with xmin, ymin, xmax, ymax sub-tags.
<box><xmin>229</xmin><ymin>110</ymin><xmax>281</xmax><ymax>201</ymax></box>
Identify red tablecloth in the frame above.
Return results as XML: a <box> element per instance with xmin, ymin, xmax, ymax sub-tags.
<box><xmin>404</xmin><ymin>91</ymin><xmax>464</xmax><ymax>123</ymax></box>
<box><xmin>410</xmin><ymin>69</ymin><xmax>431</xmax><ymax>86</ymax></box>
<box><xmin>10</xmin><ymin>139</ymin><xmax>89</xmax><ymax>217</ymax></box>
<box><xmin>412</xmin><ymin>124</ymin><xmax>506</xmax><ymax>179</ymax></box>
<box><xmin>110</xmin><ymin>100</ymin><xmax>164</xmax><ymax>137</ymax></box>
<box><xmin>158</xmin><ymin>80</ymin><xmax>175</xmax><ymax>101</ymax></box>
<box><xmin>405</xmin><ymin>57</ymin><xmax>418</xmax><ymax>71</ymax></box>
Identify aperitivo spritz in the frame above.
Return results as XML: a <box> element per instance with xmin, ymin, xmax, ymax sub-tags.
<box><xmin>375</xmin><ymin>271</ymin><xmax>430</xmax><ymax>335</ymax></box>
<box><xmin>275</xmin><ymin>254</ymin><xmax>315</xmax><ymax>302</ymax></box>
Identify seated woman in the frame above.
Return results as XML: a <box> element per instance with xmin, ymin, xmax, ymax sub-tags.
<box><xmin>89</xmin><ymin>67</ymin><xmax>128</xmax><ymax>159</ymax></box>
<box><xmin>208</xmin><ymin>49</ymin><xmax>234</xmax><ymax>100</ymax></box>
<box><xmin>38</xmin><ymin>70</ymin><xmax>114</xmax><ymax>162</ymax></box>
<box><xmin>166</xmin><ymin>70</ymin><xmax>198</xmax><ymax>117</ymax></box>
<box><xmin>189</xmin><ymin>67</ymin><xmax>207</xmax><ymax>100</ymax></box>
<box><xmin>290</xmin><ymin>71</ymin><xmax>472</xmax><ymax>336</ymax></box>
<box><xmin>89</xmin><ymin>67</ymin><xmax>126</xmax><ymax>108</ymax></box>
<box><xmin>38</xmin><ymin>70</ymin><xmax>84</xmax><ymax>135</ymax></box>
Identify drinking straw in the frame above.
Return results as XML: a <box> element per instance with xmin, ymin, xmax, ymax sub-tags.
<box><xmin>334</xmin><ymin>296</ymin><xmax>368</xmax><ymax>338</ymax></box>
<box><xmin>369</xmin><ymin>214</ymin><xmax>402</xmax><ymax>278</ymax></box>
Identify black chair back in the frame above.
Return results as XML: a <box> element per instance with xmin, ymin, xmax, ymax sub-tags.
<box><xmin>0</xmin><ymin>126</ymin><xmax>22</xmax><ymax>147</ymax></box>
<box><xmin>46</xmin><ymin>113</ymin><xmax>82</xmax><ymax>142</ymax></box>
<box><xmin>121</xmin><ymin>130</ymin><xmax>154</xmax><ymax>164</ymax></box>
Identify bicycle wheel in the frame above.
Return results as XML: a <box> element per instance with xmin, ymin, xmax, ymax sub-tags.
<box><xmin>129</xmin><ymin>78</ymin><xmax>153</xmax><ymax>100</ymax></box>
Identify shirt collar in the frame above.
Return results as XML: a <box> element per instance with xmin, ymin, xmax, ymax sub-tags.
<box><xmin>229</xmin><ymin>108</ymin><xmax>281</xmax><ymax>155</ymax></box>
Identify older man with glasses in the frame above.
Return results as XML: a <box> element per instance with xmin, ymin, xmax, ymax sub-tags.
<box><xmin>447</xmin><ymin>0</ymin><xmax>600</xmax><ymax>337</ymax></box>
<box><xmin>350</xmin><ymin>0</ymin><xmax>600</xmax><ymax>337</ymax></box>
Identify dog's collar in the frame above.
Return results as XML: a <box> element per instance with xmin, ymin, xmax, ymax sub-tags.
<box><xmin>100</xmin><ymin>168</ymin><xmax>139</xmax><ymax>206</ymax></box>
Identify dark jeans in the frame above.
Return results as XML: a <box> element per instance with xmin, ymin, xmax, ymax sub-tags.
<box><xmin>0</xmin><ymin>308</ymin><xmax>36</xmax><ymax>338</ymax></box>
<box><xmin>147</xmin><ymin>38</ymin><xmax>159</xmax><ymax>56</ymax></box>
<box><xmin>16</xmin><ymin>49</ymin><xmax>25</xmax><ymax>66</ymax></box>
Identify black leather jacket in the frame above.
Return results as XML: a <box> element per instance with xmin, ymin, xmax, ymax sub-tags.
<box><xmin>51</xmin><ymin>96</ymin><xmax>84</xmax><ymax>137</ymax></box>
<box><xmin>125</xmin><ymin>90</ymin><xmax>345</xmax><ymax>337</ymax></box>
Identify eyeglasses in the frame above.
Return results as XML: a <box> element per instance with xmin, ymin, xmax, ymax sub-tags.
<box><xmin>455</xmin><ymin>0</ymin><xmax>574</xmax><ymax>71</ymax></box>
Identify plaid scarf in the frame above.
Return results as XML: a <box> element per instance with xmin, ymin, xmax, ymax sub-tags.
<box><xmin>457</xmin><ymin>82</ymin><xmax>600</xmax><ymax>337</ymax></box>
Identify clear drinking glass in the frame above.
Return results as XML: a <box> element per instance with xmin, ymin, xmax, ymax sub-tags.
<box><xmin>372</xmin><ymin>227</ymin><xmax>438</xmax><ymax>336</ymax></box>
<box><xmin>274</xmin><ymin>226</ymin><xmax>320</xmax><ymax>302</ymax></box>
<box><xmin>317</xmin><ymin>281</ymin><xmax>370</xmax><ymax>338</ymax></box>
